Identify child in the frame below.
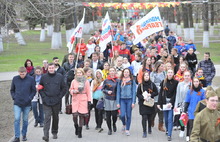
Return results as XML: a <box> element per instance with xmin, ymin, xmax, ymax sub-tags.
<box><xmin>122</xmin><ymin>57</ymin><xmax>130</xmax><ymax>68</ymax></box>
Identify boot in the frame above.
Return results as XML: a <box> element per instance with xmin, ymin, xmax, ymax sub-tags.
<box><xmin>74</xmin><ymin>124</ymin><xmax>78</xmax><ymax>135</ymax></box>
<box><xmin>148</xmin><ymin>127</ymin><xmax>152</xmax><ymax>134</ymax></box>
<box><xmin>78</xmin><ymin>127</ymin><xmax>82</xmax><ymax>138</ymax></box>
<box><xmin>151</xmin><ymin>120</ymin><xmax>155</xmax><ymax>127</ymax></box>
<box><xmin>158</xmin><ymin>123</ymin><xmax>165</xmax><ymax>132</ymax></box>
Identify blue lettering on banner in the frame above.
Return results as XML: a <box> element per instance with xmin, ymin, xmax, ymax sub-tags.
<box><xmin>141</xmin><ymin>16</ymin><xmax>161</xmax><ymax>28</ymax></box>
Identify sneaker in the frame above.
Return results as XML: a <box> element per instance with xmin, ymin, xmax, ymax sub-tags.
<box><xmin>22</xmin><ymin>136</ymin><xmax>27</xmax><ymax>141</ymax></box>
<box><xmin>34</xmin><ymin>122</ymin><xmax>38</xmax><ymax>127</ymax></box>
<box><xmin>173</xmin><ymin>126</ymin><xmax>177</xmax><ymax>130</ymax></box>
<box><xmin>167</xmin><ymin>136</ymin><xmax>172</xmax><ymax>141</ymax></box>
<box><xmin>95</xmin><ymin>126</ymin><xmax>99</xmax><ymax>130</ymax></box>
<box><xmin>53</xmin><ymin>134</ymin><xmax>58</xmax><ymax>139</ymax></box>
<box><xmin>142</xmin><ymin>132</ymin><xmax>147</xmax><ymax>138</ymax></box>
<box><xmin>165</xmin><ymin>131</ymin><xmax>168</xmax><ymax>135</ymax></box>
<box><xmin>59</xmin><ymin>111</ymin><xmax>63</xmax><ymax>114</ymax></box>
<box><xmin>179</xmin><ymin>130</ymin><xmax>184</xmax><ymax>138</ymax></box>
<box><xmin>13</xmin><ymin>137</ymin><xmax>20</xmax><ymax>142</ymax></box>
<box><xmin>40</xmin><ymin>123</ymin><xmax>44</xmax><ymax>127</ymax></box>
<box><xmin>125</xmin><ymin>130</ymin><xmax>130</xmax><ymax>136</ymax></box>
<box><xmin>186</xmin><ymin>136</ymin><xmax>190</xmax><ymax>142</ymax></box>
<box><xmin>178</xmin><ymin>126</ymin><xmax>181</xmax><ymax>130</ymax></box>
<box><xmin>42</xmin><ymin>136</ymin><xmax>49</xmax><ymax>142</ymax></box>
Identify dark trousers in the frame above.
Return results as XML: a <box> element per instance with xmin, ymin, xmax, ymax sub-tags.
<box><xmin>187</xmin><ymin>119</ymin><xmax>194</xmax><ymax>137</ymax></box>
<box><xmin>151</xmin><ymin>102</ymin><xmax>163</xmax><ymax>123</ymax></box>
<box><xmin>93</xmin><ymin>99</ymin><xmax>104</xmax><ymax>128</ymax></box>
<box><xmin>174</xmin><ymin>114</ymin><xmax>185</xmax><ymax>131</ymax></box>
<box><xmin>142</xmin><ymin>114</ymin><xmax>152</xmax><ymax>132</ymax></box>
<box><xmin>43</xmin><ymin>103</ymin><xmax>60</xmax><ymax>137</ymax></box>
<box><xmin>106</xmin><ymin>110</ymin><xmax>118</xmax><ymax>131</ymax></box>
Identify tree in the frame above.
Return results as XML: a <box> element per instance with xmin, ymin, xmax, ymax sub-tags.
<box><xmin>203</xmin><ymin>1</ymin><xmax>209</xmax><ymax>48</ymax></box>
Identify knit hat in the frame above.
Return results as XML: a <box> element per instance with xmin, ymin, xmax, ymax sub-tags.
<box><xmin>206</xmin><ymin>90</ymin><xmax>217</xmax><ymax>99</ymax></box>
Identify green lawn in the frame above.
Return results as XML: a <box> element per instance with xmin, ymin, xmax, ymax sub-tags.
<box><xmin>0</xmin><ymin>29</ymin><xmax>220</xmax><ymax>72</ymax></box>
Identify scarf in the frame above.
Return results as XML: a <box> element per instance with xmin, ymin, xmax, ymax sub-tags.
<box><xmin>26</xmin><ymin>66</ymin><xmax>33</xmax><ymax>73</ymax></box>
<box><xmin>121</xmin><ymin>77</ymin><xmax>131</xmax><ymax>86</ymax></box>
<box><xmin>76</xmin><ymin>76</ymin><xmax>86</xmax><ymax>93</ymax></box>
<box><xmin>93</xmin><ymin>78</ymin><xmax>104</xmax><ymax>92</ymax></box>
<box><xmin>107</xmin><ymin>75</ymin><xmax>117</xmax><ymax>82</ymax></box>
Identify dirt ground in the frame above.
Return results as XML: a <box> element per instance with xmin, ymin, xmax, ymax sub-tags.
<box><xmin>0</xmin><ymin>77</ymin><xmax>219</xmax><ymax>142</ymax></box>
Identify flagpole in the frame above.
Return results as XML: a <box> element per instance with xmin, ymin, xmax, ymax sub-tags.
<box><xmin>75</xmin><ymin>38</ymin><xmax>82</xmax><ymax>69</ymax></box>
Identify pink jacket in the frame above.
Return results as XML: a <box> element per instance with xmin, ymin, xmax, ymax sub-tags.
<box><xmin>69</xmin><ymin>79</ymin><xmax>91</xmax><ymax>114</ymax></box>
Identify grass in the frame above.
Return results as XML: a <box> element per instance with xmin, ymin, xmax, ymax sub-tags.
<box><xmin>0</xmin><ymin>28</ymin><xmax>220</xmax><ymax>72</ymax></box>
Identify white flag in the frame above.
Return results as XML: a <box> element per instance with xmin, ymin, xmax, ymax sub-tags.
<box><xmin>99</xmin><ymin>12</ymin><xmax>112</xmax><ymax>52</ymax></box>
<box><xmin>130</xmin><ymin>7</ymin><xmax>164</xmax><ymax>45</ymax></box>
<box><xmin>67</xmin><ymin>9</ymin><xmax>85</xmax><ymax>53</ymax></box>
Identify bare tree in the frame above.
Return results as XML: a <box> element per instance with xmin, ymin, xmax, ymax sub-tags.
<box><xmin>210</xmin><ymin>0</ymin><xmax>215</xmax><ymax>36</ymax></box>
<box><xmin>203</xmin><ymin>1</ymin><xmax>209</xmax><ymax>48</ymax></box>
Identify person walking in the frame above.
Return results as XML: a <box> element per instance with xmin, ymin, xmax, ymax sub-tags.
<box><xmin>91</xmin><ymin>70</ymin><xmax>105</xmax><ymax>132</ymax></box>
<box><xmin>10</xmin><ymin>67</ymin><xmax>36</xmax><ymax>142</ymax></box>
<box><xmin>32</xmin><ymin>66</ymin><xmax>44</xmax><ymax>127</ymax></box>
<box><xmin>157</xmin><ymin>69</ymin><xmax>178</xmax><ymax>141</ymax></box>
<box><xmin>102</xmin><ymin>67</ymin><xmax>119</xmax><ymax>135</ymax></box>
<box><xmin>190</xmin><ymin>91</ymin><xmax>220</xmax><ymax>142</ymax></box>
<box><xmin>39</xmin><ymin>63</ymin><xmax>66</xmax><ymax>142</ymax></box>
<box><xmin>117</xmin><ymin>68</ymin><xmax>136</xmax><ymax>136</ymax></box>
<box><xmin>137</xmin><ymin>72</ymin><xmax>158</xmax><ymax>138</ymax></box>
<box><xmin>174</xmin><ymin>71</ymin><xmax>191</xmax><ymax>137</ymax></box>
<box><xmin>183</xmin><ymin>77</ymin><xmax>206</xmax><ymax>142</ymax></box>
<box><xmin>69</xmin><ymin>68</ymin><xmax>92</xmax><ymax>138</ymax></box>
<box><xmin>150</xmin><ymin>61</ymin><xmax>166</xmax><ymax>132</ymax></box>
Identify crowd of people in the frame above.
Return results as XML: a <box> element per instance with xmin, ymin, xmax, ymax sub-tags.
<box><xmin>10</xmin><ymin>20</ymin><xmax>220</xmax><ymax>142</ymax></box>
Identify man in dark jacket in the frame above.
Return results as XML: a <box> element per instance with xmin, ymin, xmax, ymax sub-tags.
<box><xmin>39</xmin><ymin>63</ymin><xmax>66</xmax><ymax>142</ymax></box>
<box><xmin>197</xmin><ymin>52</ymin><xmax>215</xmax><ymax>86</ymax></box>
<box><xmin>10</xmin><ymin>67</ymin><xmax>36</xmax><ymax>142</ymax></box>
<box><xmin>90</xmin><ymin>52</ymin><xmax>103</xmax><ymax>72</ymax></box>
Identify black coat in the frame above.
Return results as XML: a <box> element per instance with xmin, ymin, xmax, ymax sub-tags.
<box><xmin>185</xmin><ymin>53</ymin><xmax>197</xmax><ymax>69</ymax></box>
<box><xmin>158</xmin><ymin>79</ymin><xmax>178</xmax><ymax>109</ymax></box>
<box><xmin>136</xmin><ymin>81</ymin><xmax>158</xmax><ymax>115</ymax></box>
<box><xmin>39</xmin><ymin>72</ymin><xmax>67</xmax><ymax>106</ymax></box>
<box><xmin>90</xmin><ymin>60</ymin><xmax>103</xmax><ymax>70</ymax></box>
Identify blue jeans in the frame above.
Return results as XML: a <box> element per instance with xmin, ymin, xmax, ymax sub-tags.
<box><xmin>163</xmin><ymin>110</ymin><xmax>173</xmax><ymax>137</ymax></box>
<box><xmin>120</xmin><ymin>99</ymin><xmax>132</xmax><ymax>130</ymax></box>
<box><xmin>32</xmin><ymin>101</ymin><xmax>44</xmax><ymax>124</ymax></box>
<box><xmin>14</xmin><ymin>105</ymin><xmax>31</xmax><ymax>138</ymax></box>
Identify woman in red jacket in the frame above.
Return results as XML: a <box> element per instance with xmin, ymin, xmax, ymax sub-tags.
<box><xmin>76</xmin><ymin>38</ymin><xmax>87</xmax><ymax>59</ymax></box>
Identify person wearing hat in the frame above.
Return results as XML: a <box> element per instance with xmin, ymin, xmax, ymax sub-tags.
<box><xmin>190</xmin><ymin>90</ymin><xmax>220</xmax><ymax>142</ymax></box>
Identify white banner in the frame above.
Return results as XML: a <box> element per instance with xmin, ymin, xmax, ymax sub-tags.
<box><xmin>99</xmin><ymin>12</ymin><xmax>112</xmax><ymax>52</ymax></box>
<box><xmin>130</xmin><ymin>7</ymin><xmax>164</xmax><ymax>45</ymax></box>
<box><xmin>67</xmin><ymin>9</ymin><xmax>85</xmax><ymax>53</ymax></box>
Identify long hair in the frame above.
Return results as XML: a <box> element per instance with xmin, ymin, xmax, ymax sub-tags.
<box><xmin>153</xmin><ymin>61</ymin><xmax>164</xmax><ymax>73</ymax></box>
<box><xmin>190</xmin><ymin>77</ymin><xmax>202</xmax><ymax>94</ymax></box>
<box><xmin>142</xmin><ymin>71</ymin><xmax>151</xmax><ymax>83</ymax></box>
<box><xmin>74</xmin><ymin>68</ymin><xmax>85</xmax><ymax>78</ymax></box>
<box><xmin>142</xmin><ymin>57</ymin><xmax>152</xmax><ymax>72</ymax></box>
<box><xmin>163</xmin><ymin>69</ymin><xmax>174</xmax><ymax>87</ymax></box>
<box><xmin>24</xmin><ymin>59</ymin><xmax>33</xmax><ymax>67</ymax></box>
<box><xmin>120</xmin><ymin>68</ymin><xmax>133</xmax><ymax>80</ymax></box>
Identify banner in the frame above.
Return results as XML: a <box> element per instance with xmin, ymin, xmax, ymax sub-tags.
<box><xmin>67</xmin><ymin>9</ymin><xmax>85</xmax><ymax>53</ymax></box>
<box><xmin>99</xmin><ymin>12</ymin><xmax>112</xmax><ymax>52</ymax></box>
<box><xmin>130</xmin><ymin>7</ymin><xmax>164</xmax><ymax>45</ymax></box>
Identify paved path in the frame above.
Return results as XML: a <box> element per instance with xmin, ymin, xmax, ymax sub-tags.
<box><xmin>8</xmin><ymin>101</ymin><xmax>186</xmax><ymax>142</ymax></box>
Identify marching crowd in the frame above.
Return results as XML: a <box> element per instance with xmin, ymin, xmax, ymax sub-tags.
<box><xmin>10</xmin><ymin>21</ymin><xmax>220</xmax><ymax>142</ymax></box>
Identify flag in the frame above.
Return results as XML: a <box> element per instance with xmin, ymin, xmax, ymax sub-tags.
<box><xmin>130</xmin><ymin>7</ymin><xmax>164</xmax><ymax>45</ymax></box>
<box><xmin>67</xmin><ymin>9</ymin><xmax>85</xmax><ymax>53</ymax></box>
<box><xmin>99</xmin><ymin>12</ymin><xmax>112</xmax><ymax>52</ymax></box>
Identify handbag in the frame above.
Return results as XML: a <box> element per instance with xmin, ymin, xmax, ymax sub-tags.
<box><xmin>96</xmin><ymin>98</ymin><xmax>104</xmax><ymax>110</ymax></box>
<box><xmin>65</xmin><ymin>93</ymin><xmax>72</xmax><ymax>114</ymax></box>
<box><xmin>141</xmin><ymin>83</ymin><xmax>154</xmax><ymax>107</ymax></box>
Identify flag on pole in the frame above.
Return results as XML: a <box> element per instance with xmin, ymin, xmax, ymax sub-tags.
<box><xmin>67</xmin><ymin>9</ymin><xmax>85</xmax><ymax>53</ymax></box>
<box><xmin>99</xmin><ymin>12</ymin><xmax>112</xmax><ymax>52</ymax></box>
<box><xmin>130</xmin><ymin>7</ymin><xmax>164</xmax><ymax>45</ymax></box>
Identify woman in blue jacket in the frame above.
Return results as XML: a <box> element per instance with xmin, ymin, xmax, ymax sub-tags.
<box><xmin>183</xmin><ymin>77</ymin><xmax>205</xmax><ymax>142</ymax></box>
<box><xmin>117</xmin><ymin>68</ymin><xmax>136</xmax><ymax>136</ymax></box>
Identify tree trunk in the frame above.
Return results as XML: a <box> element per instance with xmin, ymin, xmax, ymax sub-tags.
<box><xmin>40</xmin><ymin>21</ymin><xmax>46</xmax><ymax>42</ymax></box>
<box><xmin>47</xmin><ymin>17</ymin><xmax>53</xmax><ymax>37</ymax></box>
<box><xmin>182</xmin><ymin>2</ymin><xmax>190</xmax><ymax>41</ymax></box>
<box><xmin>65</xmin><ymin>12</ymin><xmax>74</xmax><ymax>43</ymax></box>
<box><xmin>51</xmin><ymin>4</ymin><xmax>62</xmax><ymax>49</ymax></box>
<box><xmin>11</xmin><ymin>22</ymin><xmax>26</xmax><ymax>45</ymax></box>
<box><xmin>0</xmin><ymin>30</ymin><xmax>3</xmax><ymax>52</ymax></box>
<box><xmin>188</xmin><ymin>4</ymin><xmax>194</xmax><ymax>42</ymax></box>
<box><xmin>203</xmin><ymin>1</ymin><xmax>209</xmax><ymax>48</ymax></box>
<box><xmin>176</xmin><ymin>5</ymin><xmax>182</xmax><ymax>35</ymax></box>
<box><xmin>210</xmin><ymin>0</ymin><xmax>214</xmax><ymax>36</ymax></box>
